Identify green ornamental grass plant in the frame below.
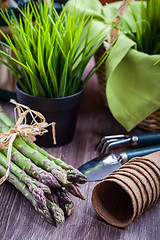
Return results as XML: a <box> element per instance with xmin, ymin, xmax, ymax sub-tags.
<box><xmin>120</xmin><ymin>0</ymin><xmax>160</xmax><ymax>54</ymax></box>
<box><xmin>0</xmin><ymin>0</ymin><xmax>110</xmax><ymax>98</ymax></box>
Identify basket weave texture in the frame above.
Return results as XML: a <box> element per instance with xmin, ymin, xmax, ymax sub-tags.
<box><xmin>95</xmin><ymin>0</ymin><xmax>160</xmax><ymax>132</ymax></box>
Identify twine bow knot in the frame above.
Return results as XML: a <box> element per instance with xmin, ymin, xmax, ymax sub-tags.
<box><xmin>0</xmin><ymin>99</ymin><xmax>56</xmax><ymax>184</ymax></box>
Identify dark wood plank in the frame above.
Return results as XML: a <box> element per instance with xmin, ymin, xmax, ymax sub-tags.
<box><xmin>0</xmin><ymin>59</ymin><xmax>160</xmax><ymax>240</ymax></box>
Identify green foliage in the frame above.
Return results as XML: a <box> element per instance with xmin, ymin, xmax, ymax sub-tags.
<box><xmin>120</xmin><ymin>0</ymin><xmax>160</xmax><ymax>54</ymax></box>
<box><xmin>0</xmin><ymin>1</ymin><xmax>110</xmax><ymax>97</ymax></box>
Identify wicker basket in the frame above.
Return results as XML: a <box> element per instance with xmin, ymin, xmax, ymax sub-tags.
<box><xmin>95</xmin><ymin>0</ymin><xmax>160</xmax><ymax>132</ymax></box>
<box><xmin>137</xmin><ymin>110</ymin><xmax>160</xmax><ymax>132</ymax></box>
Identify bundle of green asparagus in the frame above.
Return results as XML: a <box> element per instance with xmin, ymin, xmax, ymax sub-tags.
<box><xmin>0</xmin><ymin>105</ymin><xmax>87</xmax><ymax>226</ymax></box>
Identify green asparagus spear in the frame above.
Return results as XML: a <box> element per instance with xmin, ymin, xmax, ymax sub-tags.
<box><xmin>0</xmin><ymin>151</ymin><xmax>48</xmax><ymax>207</ymax></box>
<box><xmin>13</xmin><ymin>138</ymin><xmax>68</xmax><ymax>184</ymax></box>
<box><xmin>27</xmin><ymin>141</ymin><xmax>87</xmax><ymax>184</ymax></box>
<box><xmin>46</xmin><ymin>188</ymin><xmax>74</xmax><ymax>217</ymax></box>
<box><xmin>0</xmin><ymin>165</ymin><xmax>55</xmax><ymax>225</ymax></box>
<box><xmin>0</xmin><ymin>116</ymin><xmax>67</xmax><ymax>185</ymax></box>
<box><xmin>54</xmin><ymin>188</ymin><xmax>74</xmax><ymax>217</ymax></box>
<box><xmin>0</xmin><ymin>106</ymin><xmax>87</xmax><ymax>184</ymax></box>
<box><xmin>46</xmin><ymin>199</ymin><xmax>65</xmax><ymax>226</ymax></box>
<box><xmin>65</xmin><ymin>183</ymin><xmax>85</xmax><ymax>200</ymax></box>
<box><xmin>1</xmin><ymin>147</ymin><xmax>61</xmax><ymax>188</ymax></box>
<box><xmin>0</xmin><ymin>107</ymin><xmax>85</xmax><ymax>199</ymax></box>
<box><xmin>0</xmin><ymin>106</ymin><xmax>87</xmax><ymax>226</ymax></box>
<box><xmin>0</xmin><ymin>164</ymin><xmax>66</xmax><ymax>226</ymax></box>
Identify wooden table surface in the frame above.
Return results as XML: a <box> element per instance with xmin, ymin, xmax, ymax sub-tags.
<box><xmin>0</xmin><ymin>59</ymin><xmax>160</xmax><ymax>240</ymax></box>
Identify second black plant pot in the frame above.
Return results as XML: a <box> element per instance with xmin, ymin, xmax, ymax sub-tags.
<box><xmin>16</xmin><ymin>83</ymin><xmax>84</xmax><ymax>147</ymax></box>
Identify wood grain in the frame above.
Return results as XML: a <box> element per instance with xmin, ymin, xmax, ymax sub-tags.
<box><xmin>0</xmin><ymin>59</ymin><xmax>160</xmax><ymax>240</ymax></box>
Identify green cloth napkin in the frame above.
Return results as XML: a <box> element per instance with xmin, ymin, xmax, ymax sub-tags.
<box><xmin>66</xmin><ymin>0</ymin><xmax>160</xmax><ymax>131</ymax></box>
<box><xmin>106</xmin><ymin>34</ymin><xmax>160</xmax><ymax>131</ymax></box>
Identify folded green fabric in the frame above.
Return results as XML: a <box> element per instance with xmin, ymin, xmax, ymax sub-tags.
<box><xmin>106</xmin><ymin>34</ymin><xmax>160</xmax><ymax>131</ymax></box>
<box><xmin>66</xmin><ymin>0</ymin><xmax>160</xmax><ymax>131</ymax></box>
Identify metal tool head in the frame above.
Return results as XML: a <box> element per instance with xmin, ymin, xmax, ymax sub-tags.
<box><xmin>78</xmin><ymin>153</ymin><xmax>121</xmax><ymax>181</ymax></box>
<box><xmin>96</xmin><ymin>134</ymin><xmax>132</xmax><ymax>154</ymax></box>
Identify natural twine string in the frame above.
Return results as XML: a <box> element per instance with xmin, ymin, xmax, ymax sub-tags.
<box><xmin>0</xmin><ymin>99</ymin><xmax>56</xmax><ymax>185</ymax></box>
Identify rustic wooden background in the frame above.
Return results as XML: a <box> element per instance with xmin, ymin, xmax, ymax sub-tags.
<box><xmin>0</xmin><ymin>58</ymin><xmax>160</xmax><ymax>240</ymax></box>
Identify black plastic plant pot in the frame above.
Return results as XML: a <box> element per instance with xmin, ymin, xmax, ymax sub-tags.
<box><xmin>16</xmin><ymin>83</ymin><xmax>84</xmax><ymax>147</ymax></box>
